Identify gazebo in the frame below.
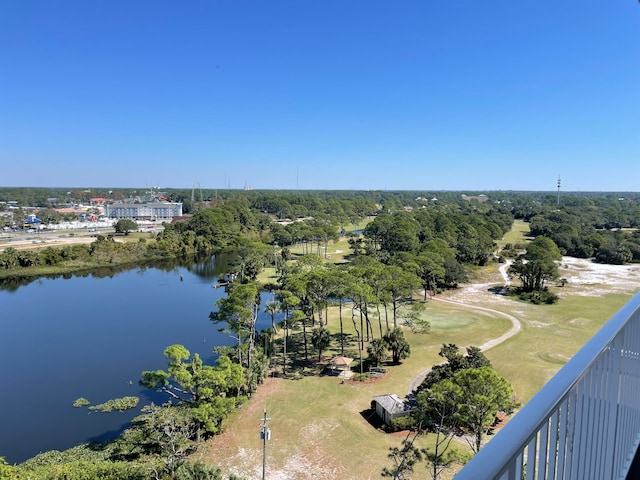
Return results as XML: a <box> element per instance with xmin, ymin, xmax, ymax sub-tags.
<box><xmin>330</xmin><ymin>356</ymin><xmax>354</xmax><ymax>378</ymax></box>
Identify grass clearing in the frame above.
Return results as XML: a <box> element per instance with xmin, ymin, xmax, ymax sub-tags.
<box><xmin>496</xmin><ymin>219</ymin><xmax>530</xmax><ymax>248</ymax></box>
<box><xmin>204</xmin><ymin>301</ymin><xmax>513</xmax><ymax>479</ymax></box>
<box><xmin>485</xmin><ymin>292</ymin><xmax>633</xmax><ymax>402</ymax></box>
<box><xmin>212</xmin><ymin>285</ymin><xmax>636</xmax><ymax>479</ymax></box>
<box><xmin>204</xmin><ymin>219</ymin><xmax>640</xmax><ymax>479</ymax></box>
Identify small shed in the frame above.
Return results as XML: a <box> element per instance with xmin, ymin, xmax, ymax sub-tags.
<box><xmin>373</xmin><ymin>394</ymin><xmax>412</xmax><ymax>426</ymax></box>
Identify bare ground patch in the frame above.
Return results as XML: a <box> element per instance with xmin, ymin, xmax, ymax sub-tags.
<box><xmin>558</xmin><ymin>257</ymin><xmax>640</xmax><ymax>297</ymax></box>
<box><xmin>203</xmin><ymin>377</ymin><xmax>349</xmax><ymax>480</ymax></box>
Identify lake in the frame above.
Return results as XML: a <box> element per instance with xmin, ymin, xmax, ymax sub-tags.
<box><xmin>0</xmin><ymin>255</ymin><xmax>274</xmax><ymax>464</ymax></box>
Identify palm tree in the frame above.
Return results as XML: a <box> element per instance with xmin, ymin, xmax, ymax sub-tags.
<box><xmin>311</xmin><ymin>327</ymin><xmax>331</xmax><ymax>362</ymax></box>
<box><xmin>264</xmin><ymin>300</ymin><xmax>280</xmax><ymax>361</ymax></box>
<box><xmin>383</xmin><ymin>328</ymin><xmax>411</xmax><ymax>364</ymax></box>
<box><xmin>367</xmin><ymin>338</ymin><xmax>388</xmax><ymax>367</ymax></box>
<box><xmin>265</xmin><ymin>301</ymin><xmax>280</xmax><ymax>334</ymax></box>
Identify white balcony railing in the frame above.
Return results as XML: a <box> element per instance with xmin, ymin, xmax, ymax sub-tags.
<box><xmin>454</xmin><ymin>292</ymin><xmax>640</xmax><ymax>480</ymax></box>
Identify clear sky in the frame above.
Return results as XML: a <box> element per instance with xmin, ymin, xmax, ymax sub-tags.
<box><xmin>1</xmin><ymin>1</ymin><xmax>639</xmax><ymax>191</ymax></box>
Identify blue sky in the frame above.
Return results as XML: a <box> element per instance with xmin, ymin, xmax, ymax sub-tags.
<box><xmin>1</xmin><ymin>1</ymin><xmax>639</xmax><ymax>191</ymax></box>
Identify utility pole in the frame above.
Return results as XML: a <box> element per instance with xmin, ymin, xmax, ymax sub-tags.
<box><xmin>260</xmin><ymin>408</ymin><xmax>271</xmax><ymax>480</ymax></box>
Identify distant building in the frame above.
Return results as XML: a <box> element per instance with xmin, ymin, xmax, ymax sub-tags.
<box><xmin>461</xmin><ymin>194</ymin><xmax>489</xmax><ymax>203</ymax></box>
<box><xmin>104</xmin><ymin>202</ymin><xmax>182</xmax><ymax>221</ymax></box>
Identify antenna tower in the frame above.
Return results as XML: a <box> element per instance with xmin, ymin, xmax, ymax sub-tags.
<box><xmin>557</xmin><ymin>176</ymin><xmax>561</xmax><ymax>206</ymax></box>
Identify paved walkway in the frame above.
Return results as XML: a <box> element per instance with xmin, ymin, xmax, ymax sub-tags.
<box><xmin>407</xmin><ymin>261</ymin><xmax>521</xmax><ymax>394</ymax></box>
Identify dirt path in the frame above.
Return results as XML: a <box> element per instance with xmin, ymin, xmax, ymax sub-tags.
<box><xmin>407</xmin><ymin>260</ymin><xmax>521</xmax><ymax>394</ymax></box>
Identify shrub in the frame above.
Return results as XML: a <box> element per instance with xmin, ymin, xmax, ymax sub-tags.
<box><xmin>517</xmin><ymin>289</ymin><xmax>559</xmax><ymax>305</ymax></box>
<box><xmin>389</xmin><ymin>415</ymin><xmax>416</xmax><ymax>432</ymax></box>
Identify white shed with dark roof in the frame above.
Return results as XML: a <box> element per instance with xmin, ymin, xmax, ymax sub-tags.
<box><xmin>373</xmin><ymin>394</ymin><xmax>412</xmax><ymax>426</ymax></box>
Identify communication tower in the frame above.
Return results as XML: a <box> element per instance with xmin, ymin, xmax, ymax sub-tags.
<box><xmin>557</xmin><ymin>176</ymin><xmax>561</xmax><ymax>206</ymax></box>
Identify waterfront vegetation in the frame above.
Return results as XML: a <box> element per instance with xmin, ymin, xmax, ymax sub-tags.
<box><xmin>2</xmin><ymin>189</ymin><xmax>640</xmax><ymax>479</ymax></box>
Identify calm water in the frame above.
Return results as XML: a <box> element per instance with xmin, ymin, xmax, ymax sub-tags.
<box><xmin>0</xmin><ymin>256</ymin><xmax>272</xmax><ymax>463</ymax></box>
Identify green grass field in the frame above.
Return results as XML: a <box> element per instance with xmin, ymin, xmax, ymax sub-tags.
<box><xmin>204</xmin><ymin>219</ymin><xmax>638</xmax><ymax>479</ymax></box>
<box><xmin>495</xmin><ymin>219</ymin><xmax>531</xmax><ymax>249</ymax></box>
<box><xmin>201</xmin><ymin>300</ymin><xmax>509</xmax><ymax>479</ymax></box>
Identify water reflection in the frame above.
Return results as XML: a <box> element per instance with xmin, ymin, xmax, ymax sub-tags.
<box><xmin>0</xmin><ymin>252</ymin><xmax>241</xmax><ymax>292</ymax></box>
<box><xmin>0</xmin><ymin>252</ymin><xmax>271</xmax><ymax>463</ymax></box>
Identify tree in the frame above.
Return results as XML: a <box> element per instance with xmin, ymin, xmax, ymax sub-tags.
<box><xmin>311</xmin><ymin>326</ymin><xmax>331</xmax><ymax>361</ymax></box>
<box><xmin>264</xmin><ymin>300</ymin><xmax>280</xmax><ymax>356</ymax></box>
<box><xmin>400</xmin><ymin>302</ymin><xmax>430</xmax><ymax>334</ymax></box>
<box><xmin>210</xmin><ymin>282</ymin><xmax>259</xmax><ymax>371</ymax></box>
<box><xmin>414</xmin><ymin>381</ymin><xmax>463</xmax><ymax>480</ymax></box>
<box><xmin>383</xmin><ymin>328</ymin><xmax>411</xmax><ymax>364</ymax></box>
<box><xmin>381</xmin><ymin>431</ymin><xmax>424</xmax><ymax>480</ymax></box>
<box><xmin>418</xmin><ymin>344</ymin><xmax>491</xmax><ymax>392</ymax></box>
<box><xmin>595</xmin><ymin>241</ymin><xmax>633</xmax><ymax>265</ymax></box>
<box><xmin>384</xmin><ymin>266</ymin><xmax>421</xmax><ymax>328</ymax></box>
<box><xmin>277</xmin><ymin>290</ymin><xmax>300</xmax><ymax>376</ymax></box>
<box><xmin>508</xmin><ymin>236</ymin><xmax>561</xmax><ymax>292</ymax></box>
<box><xmin>416</xmin><ymin>252</ymin><xmax>446</xmax><ymax>299</ymax></box>
<box><xmin>367</xmin><ymin>338</ymin><xmax>388</xmax><ymax>367</ymax></box>
<box><xmin>265</xmin><ymin>301</ymin><xmax>280</xmax><ymax>335</ymax></box>
<box><xmin>122</xmin><ymin>403</ymin><xmax>199</xmax><ymax>479</ymax></box>
<box><xmin>114</xmin><ymin>219</ymin><xmax>138</xmax><ymax>235</ymax></box>
<box><xmin>139</xmin><ymin>345</ymin><xmax>245</xmax><ymax>435</ymax></box>
<box><xmin>453</xmin><ymin>367</ymin><xmax>516</xmax><ymax>453</ymax></box>
<box><xmin>328</xmin><ymin>265</ymin><xmax>353</xmax><ymax>356</ymax></box>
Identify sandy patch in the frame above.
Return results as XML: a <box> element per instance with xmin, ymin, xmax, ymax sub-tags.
<box><xmin>558</xmin><ymin>257</ymin><xmax>640</xmax><ymax>296</ymax></box>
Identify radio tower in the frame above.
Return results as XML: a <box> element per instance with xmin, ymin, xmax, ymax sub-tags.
<box><xmin>557</xmin><ymin>176</ymin><xmax>561</xmax><ymax>206</ymax></box>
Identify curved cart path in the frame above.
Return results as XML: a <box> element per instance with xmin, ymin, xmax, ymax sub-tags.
<box><xmin>407</xmin><ymin>261</ymin><xmax>521</xmax><ymax>394</ymax></box>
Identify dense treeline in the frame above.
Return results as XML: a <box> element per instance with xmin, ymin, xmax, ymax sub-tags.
<box><xmin>515</xmin><ymin>196</ymin><xmax>640</xmax><ymax>264</ymax></box>
<box><xmin>5</xmin><ymin>189</ymin><xmax>640</xmax><ymax>285</ymax></box>
<box><xmin>355</xmin><ymin>201</ymin><xmax>513</xmax><ymax>292</ymax></box>
<box><xmin>5</xmin><ymin>188</ymin><xmax>640</xmax><ymax>268</ymax></box>
<box><xmin>0</xmin><ymin>236</ymin><xmax>154</xmax><ymax>271</ymax></box>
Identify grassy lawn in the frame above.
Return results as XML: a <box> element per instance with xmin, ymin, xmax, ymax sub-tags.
<box><xmin>203</xmin><ymin>301</ymin><xmax>514</xmax><ymax>479</ymax></box>
<box><xmin>203</xmin><ymin>219</ymin><xmax>640</xmax><ymax>479</ymax></box>
<box><xmin>495</xmin><ymin>219</ymin><xmax>531</xmax><ymax>249</ymax></box>
<box><xmin>485</xmin><ymin>292</ymin><xmax>633</xmax><ymax>402</ymax></box>
<box><xmin>286</xmin><ymin>236</ymin><xmax>354</xmax><ymax>263</ymax></box>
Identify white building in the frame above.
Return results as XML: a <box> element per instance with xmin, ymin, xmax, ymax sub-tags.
<box><xmin>103</xmin><ymin>202</ymin><xmax>182</xmax><ymax>221</ymax></box>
